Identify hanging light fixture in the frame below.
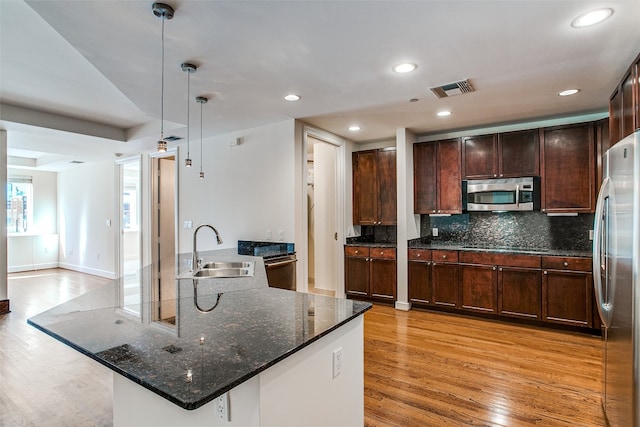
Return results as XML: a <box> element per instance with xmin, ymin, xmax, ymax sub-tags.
<box><xmin>196</xmin><ymin>96</ymin><xmax>208</xmax><ymax>179</ymax></box>
<box><xmin>181</xmin><ymin>63</ymin><xmax>197</xmax><ymax>167</ymax></box>
<box><xmin>152</xmin><ymin>3</ymin><xmax>174</xmax><ymax>153</ymax></box>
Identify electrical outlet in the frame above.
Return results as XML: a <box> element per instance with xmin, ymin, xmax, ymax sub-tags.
<box><xmin>216</xmin><ymin>393</ymin><xmax>230</xmax><ymax>421</ymax></box>
<box><xmin>184</xmin><ymin>258</ymin><xmax>192</xmax><ymax>268</ymax></box>
<box><xmin>432</xmin><ymin>227</ymin><xmax>439</xmax><ymax>237</ymax></box>
<box><xmin>184</xmin><ymin>220</ymin><xmax>193</xmax><ymax>229</ymax></box>
<box><xmin>589</xmin><ymin>229</ymin><xmax>594</xmax><ymax>240</ymax></box>
<box><xmin>266</xmin><ymin>229</ymin><xmax>272</xmax><ymax>240</ymax></box>
<box><xmin>333</xmin><ymin>348</ymin><xmax>342</xmax><ymax>379</ymax></box>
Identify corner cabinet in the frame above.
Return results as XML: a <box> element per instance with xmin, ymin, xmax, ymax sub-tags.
<box><xmin>540</xmin><ymin>122</ymin><xmax>595</xmax><ymax>213</ymax></box>
<box><xmin>414</xmin><ymin>138</ymin><xmax>462</xmax><ymax>214</ymax></box>
<box><xmin>345</xmin><ymin>246</ymin><xmax>396</xmax><ymax>302</ymax></box>
<box><xmin>352</xmin><ymin>149</ymin><xmax>397</xmax><ymax>225</ymax></box>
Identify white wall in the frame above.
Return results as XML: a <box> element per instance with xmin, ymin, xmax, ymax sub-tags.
<box><xmin>177</xmin><ymin>120</ymin><xmax>296</xmax><ymax>254</ymax></box>
<box><xmin>1</xmin><ymin>130</ymin><xmax>7</xmax><ymax>301</ymax></box>
<box><xmin>57</xmin><ymin>160</ymin><xmax>116</xmax><ymax>278</ymax></box>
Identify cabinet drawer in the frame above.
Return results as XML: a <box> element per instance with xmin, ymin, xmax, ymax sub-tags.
<box><xmin>408</xmin><ymin>249</ymin><xmax>431</xmax><ymax>261</ymax></box>
<box><xmin>345</xmin><ymin>246</ymin><xmax>370</xmax><ymax>258</ymax></box>
<box><xmin>542</xmin><ymin>256</ymin><xmax>591</xmax><ymax>272</ymax></box>
<box><xmin>459</xmin><ymin>251</ymin><xmax>541</xmax><ymax>268</ymax></box>
<box><xmin>370</xmin><ymin>247</ymin><xmax>397</xmax><ymax>260</ymax></box>
<box><xmin>432</xmin><ymin>250</ymin><xmax>458</xmax><ymax>263</ymax></box>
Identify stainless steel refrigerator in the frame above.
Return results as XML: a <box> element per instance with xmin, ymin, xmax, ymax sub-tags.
<box><xmin>593</xmin><ymin>129</ymin><xmax>640</xmax><ymax>426</ymax></box>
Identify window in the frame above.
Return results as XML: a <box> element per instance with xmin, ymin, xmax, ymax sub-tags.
<box><xmin>7</xmin><ymin>176</ymin><xmax>33</xmax><ymax>234</ymax></box>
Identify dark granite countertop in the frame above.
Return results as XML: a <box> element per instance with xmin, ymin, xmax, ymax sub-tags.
<box><xmin>28</xmin><ymin>249</ymin><xmax>371</xmax><ymax>410</ymax></box>
<box><xmin>407</xmin><ymin>240</ymin><xmax>592</xmax><ymax>258</ymax></box>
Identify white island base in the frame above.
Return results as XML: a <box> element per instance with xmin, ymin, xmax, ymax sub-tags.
<box><xmin>113</xmin><ymin>317</ymin><xmax>364</xmax><ymax>427</ymax></box>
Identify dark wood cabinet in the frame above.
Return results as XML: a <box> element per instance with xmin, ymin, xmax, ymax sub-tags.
<box><xmin>463</xmin><ymin>134</ymin><xmax>497</xmax><ymax>179</ymax></box>
<box><xmin>408</xmin><ymin>249</ymin><xmax>432</xmax><ymax>305</ymax></box>
<box><xmin>498</xmin><ymin>267</ymin><xmax>542</xmax><ymax>320</ymax></box>
<box><xmin>345</xmin><ymin>246</ymin><xmax>396</xmax><ymax>301</ymax></box>
<box><xmin>431</xmin><ymin>250</ymin><xmax>459</xmax><ymax>308</ymax></box>
<box><xmin>542</xmin><ymin>256</ymin><xmax>593</xmax><ymax>328</ymax></box>
<box><xmin>462</xmin><ymin>130</ymin><xmax>539</xmax><ymax>179</ymax></box>
<box><xmin>609</xmin><ymin>52</ymin><xmax>639</xmax><ymax>145</ymax></box>
<box><xmin>459</xmin><ymin>264</ymin><xmax>497</xmax><ymax>313</ymax></box>
<box><xmin>344</xmin><ymin>246</ymin><xmax>369</xmax><ymax>297</ymax></box>
<box><xmin>499</xmin><ymin>129</ymin><xmax>540</xmax><ymax>178</ymax></box>
<box><xmin>541</xmin><ymin>122</ymin><xmax>595</xmax><ymax>213</ymax></box>
<box><xmin>352</xmin><ymin>149</ymin><xmax>396</xmax><ymax>225</ymax></box>
<box><xmin>413</xmin><ymin>139</ymin><xmax>462</xmax><ymax>214</ymax></box>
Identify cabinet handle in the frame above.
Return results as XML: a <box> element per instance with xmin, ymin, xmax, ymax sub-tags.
<box><xmin>544</xmin><ymin>271</ymin><xmax>548</xmax><ymax>275</ymax></box>
<box><xmin>379</xmin><ymin>251</ymin><xmax>384</xmax><ymax>256</ymax></box>
<box><xmin>493</xmin><ymin>267</ymin><xmax>497</xmax><ymax>271</ymax></box>
<box><xmin>355</xmin><ymin>250</ymin><xmax>359</xmax><ymax>254</ymax></box>
<box><xmin>499</xmin><ymin>267</ymin><xmax>503</xmax><ymax>271</ymax></box>
<box><xmin>442</xmin><ymin>255</ymin><xmax>447</xmax><ymax>259</ymax></box>
<box><xmin>365</xmin><ymin>258</ymin><xmax>369</xmax><ymax>262</ymax></box>
<box><xmin>416</xmin><ymin>253</ymin><xmax>421</xmax><ymax>258</ymax></box>
<box><xmin>426</xmin><ymin>261</ymin><xmax>431</xmax><ymax>266</ymax></box>
<box><xmin>563</xmin><ymin>262</ymin><xmax>569</xmax><ymax>267</ymax></box>
<box><xmin>493</xmin><ymin>174</ymin><xmax>497</xmax><ymax>177</ymax></box>
<box><xmin>499</xmin><ymin>174</ymin><xmax>503</xmax><ymax>177</ymax></box>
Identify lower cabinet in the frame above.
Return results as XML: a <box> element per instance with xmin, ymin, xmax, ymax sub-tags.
<box><xmin>407</xmin><ymin>249</ymin><xmax>594</xmax><ymax>330</ymax></box>
<box><xmin>345</xmin><ymin>246</ymin><xmax>396</xmax><ymax>301</ymax></box>
<box><xmin>542</xmin><ymin>256</ymin><xmax>593</xmax><ymax>328</ymax></box>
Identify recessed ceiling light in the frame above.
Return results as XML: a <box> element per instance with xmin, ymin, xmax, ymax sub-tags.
<box><xmin>558</xmin><ymin>89</ymin><xmax>580</xmax><ymax>96</ymax></box>
<box><xmin>571</xmin><ymin>8</ymin><xmax>613</xmax><ymax>28</ymax></box>
<box><xmin>284</xmin><ymin>94</ymin><xmax>301</xmax><ymax>101</ymax></box>
<box><xmin>392</xmin><ymin>63</ymin><xmax>417</xmax><ymax>73</ymax></box>
<box><xmin>437</xmin><ymin>111</ymin><xmax>452</xmax><ymax>117</ymax></box>
<box><xmin>348</xmin><ymin>125</ymin><xmax>361</xmax><ymax>131</ymax></box>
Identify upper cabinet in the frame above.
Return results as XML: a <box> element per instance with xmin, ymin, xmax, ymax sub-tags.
<box><xmin>463</xmin><ymin>130</ymin><xmax>539</xmax><ymax>179</ymax></box>
<box><xmin>352</xmin><ymin>148</ymin><xmax>397</xmax><ymax>225</ymax></box>
<box><xmin>414</xmin><ymin>138</ymin><xmax>462</xmax><ymax>214</ymax></box>
<box><xmin>609</xmin><ymin>52</ymin><xmax>640</xmax><ymax>145</ymax></box>
<box><xmin>540</xmin><ymin>122</ymin><xmax>595</xmax><ymax>213</ymax></box>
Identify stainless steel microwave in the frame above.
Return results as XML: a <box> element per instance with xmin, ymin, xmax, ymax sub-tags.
<box><xmin>462</xmin><ymin>177</ymin><xmax>540</xmax><ymax>212</ymax></box>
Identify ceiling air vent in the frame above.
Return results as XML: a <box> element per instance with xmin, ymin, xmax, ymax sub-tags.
<box><xmin>164</xmin><ymin>135</ymin><xmax>182</xmax><ymax>142</ymax></box>
<box><xmin>430</xmin><ymin>79</ymin><xmax>474</xmax><ymax>98</ymax></box>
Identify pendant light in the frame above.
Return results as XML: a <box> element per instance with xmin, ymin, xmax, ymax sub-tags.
<box><xmin>152</xmin><ymin>3</ymin><xmax>174</xmax><ymax>153</ymax></box>
<box><xmin>181</xmin><ymin>63</ymin><xmax>197</xmax><ymax>167</ymax></box>
<box><xmin>196</xmin><ymin>96</ymin><xmax>208</xmax><ymax>179</ymax></box>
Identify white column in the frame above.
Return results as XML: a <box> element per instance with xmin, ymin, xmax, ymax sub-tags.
<box><xmin>1</xmin><ymin>130</ymin><xmax>8</xmax><ymax>309</ymax></box>
<box><xmin>395</xmin><ymin>128</ymin><xmax>420</xmax><ymax>311</ymax></box>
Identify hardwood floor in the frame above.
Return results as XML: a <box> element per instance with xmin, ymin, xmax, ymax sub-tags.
<box><xmin>1</xmin><ymin>269</ymin><xmax>605</xmax><ymax>426</ymax></box>
<box><xmin>364</xmin><ymin>305</ymin><xmax>605</xmax><ymax>427</ymax></box>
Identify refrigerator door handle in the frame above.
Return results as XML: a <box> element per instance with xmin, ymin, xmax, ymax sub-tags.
<box><xmin>593</xmin><ymin>176</ymin><xmax>612</xmax><ymax>328</ymax></box>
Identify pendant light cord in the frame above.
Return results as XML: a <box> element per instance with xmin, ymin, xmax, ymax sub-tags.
<box><xmin>160</xmin><ymin>16</ymin><xmax>165</xmax><ymax>141</ymax></box>
<box><xmin>200</xmin><ymin>101</ymin><xmax>203</xmax><ymax>173</ymax></box>
<box><xmin>186</xmin><ymin>71</ymin><xmax>190</xmax><ymax>158</ymax></box>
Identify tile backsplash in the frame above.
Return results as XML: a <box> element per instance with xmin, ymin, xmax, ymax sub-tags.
<box><xmin>421</xmin><ymin>211</ymin><xmax>594</xmax><ymax>251</ymax></box>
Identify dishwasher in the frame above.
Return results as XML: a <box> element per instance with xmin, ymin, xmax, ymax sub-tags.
<box><xmin>264</xmin><ymin>253</ymin><xmax>297</xmax><ymax>291</ymax></box>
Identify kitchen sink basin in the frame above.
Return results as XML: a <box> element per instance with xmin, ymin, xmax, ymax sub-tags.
<box><xmin>178</xmin><ymin>260</ymin><xmax>255</xmax><ymax>279</ymax></box>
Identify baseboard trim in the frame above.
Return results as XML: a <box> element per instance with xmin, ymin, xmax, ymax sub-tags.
<box><xmin>395</xmin><ymin>301</ymin><xmax>411</xmax><ymax>311</ymax></box>
<box><xmin>8</xmin><ymin>262</ymin><xmax>60</xmax><ymax>273</ymax></box>
<box><xmin>57</xmin><ymin>263</ymin><xmax>116</xmax><ymax>280</ymax></box>
<box><xmin>0</xmin><ymin>299</ymin><xmax>10</xmax><ymax>315</ymax></box>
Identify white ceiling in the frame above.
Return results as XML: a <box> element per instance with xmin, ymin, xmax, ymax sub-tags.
<box><xmin>1</xmin><ymin>0</ymin><xmax>639</xmax><ymax>171</ymax></box>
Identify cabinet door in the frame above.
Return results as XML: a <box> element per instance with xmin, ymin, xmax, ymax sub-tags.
<box><xmin>437</xmin><ymin>139</ymin><xmax>462</xmax><ymax>214</ymax></box>
<box><xmin>352</xmin><ymin>151</ymin><xmax>377</xmax><ymax>225</ymax></box>
<box><xmin>499</xmin><ymin>129</ymin><xmax>540</xmax><ymax>178</ymax></box>
<box><xmin>408</xmin><ymin>261</ymin><xmax>432</xmax><ymax>304</ymax></box>
<box><xmin>345</xmin><ymin>256</ymin><xmax>370</xmax><ymax>297</ymax></box>
<box><xmin>609</xmin><ymin>86</ymin><xmax>622</xmax><ymax>146</ymax></box>
<box><xmin>459</xmin><ymin>264</ymin><xmax>497</xmax><ymax>314</ymax></box>
<box><xmin>431</xmin><ymin>263</ymin><xmax>459</xmax><ymax>307</ymax></box>
<box><xmin>542</xmin><ymin>270</ymin><xmax>593</xmax><ymax>327</ymax></box>
<box><xmin>498</xmin><ymin>267</ymin><xmax>542</xmax><ymax>320</ymax></box>
<box><xmin>622</xmin><ymin>68</ymin><xmax>635</xmax><ymax>139</ymax></box>
<box><xmin>370</xmin><ymin>258</ymin><xmax>396</xmax><ymax>300</ymax></box>
<box><xmin>413</xmin><ymin>142</ymin><xmax>437</xmax><ymax>214</ymax></box>
<box><xmin>377</xmin><ymin>149</ymin><xmax>397</xmax><ymax>225</ymax></box>
<box><xmin>463</xmin><ymin>134</ymin><xmax>497</xmax><ymax>179</ymax></box>
<box><xmin>541</xmin><ymin>123</ymin><xmax>595</xmax><ymax>213</ymax></box>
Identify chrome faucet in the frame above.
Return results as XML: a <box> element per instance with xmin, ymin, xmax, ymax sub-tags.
<box><xmin>192</xmin><ymin>224</ymin><xmax>223</xmax><ymax>269</ymax></box>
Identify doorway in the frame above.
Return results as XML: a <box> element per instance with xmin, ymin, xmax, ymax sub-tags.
<box><xmin>117</xmin><ymin>157</ymin><xmax>142</xmax><ymax>315</ymax></box>
<box><xmin>150</xmin><ymin>152</ymin><xmax>177</xmax><ymax>326</ymax></box>
<box><xmin>307</xmin><ymin>136</ymin><xmax>340</xmax><ymax>297</ymax></box>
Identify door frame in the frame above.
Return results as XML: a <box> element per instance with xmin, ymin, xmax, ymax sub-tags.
<box><xmin>299</xmin><ymin>124</ymin><xmax>347</xmax><ymax>298</ymax></box>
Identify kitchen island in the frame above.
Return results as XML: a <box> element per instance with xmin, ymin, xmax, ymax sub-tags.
<box><xmin>28</xmin><ymin>249</ymin><xmax>371</xmax><ymax>427</ymax></box>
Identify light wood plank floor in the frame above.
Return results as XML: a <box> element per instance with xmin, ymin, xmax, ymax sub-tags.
<box><xmin>2</xmin><ymin>269</ymin><xmax>605</xmax><ymax>426</ymax></box>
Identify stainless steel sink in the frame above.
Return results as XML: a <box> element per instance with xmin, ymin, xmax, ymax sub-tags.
<box><xmin>179</xmin><ymin>260</ymin><xmax>255</xmax><ymax>279</ymax></box>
